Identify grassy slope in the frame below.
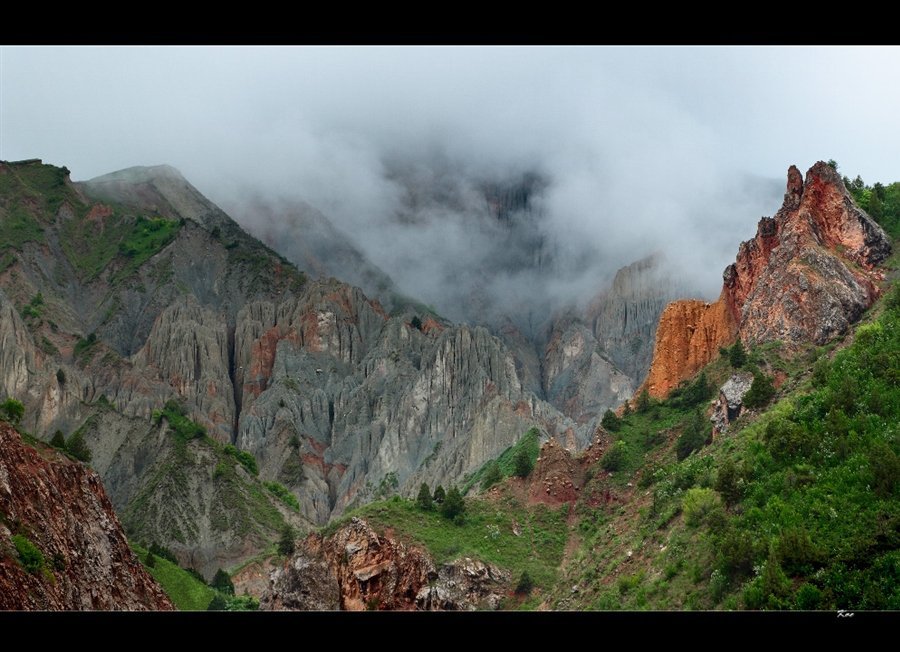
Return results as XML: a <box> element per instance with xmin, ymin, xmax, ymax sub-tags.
<box><xmin>557</xmin><ymin>267</ymin><xmax>900</xmax><ymax>611</ymax></box>
<box><xmin>132</xmin><ymin>544</ymin><xmax>215</xmax><ymax>611</ymax></box>
<box><xmin>325</xmin><ymin>492</ymin><xmax>568</xmax><ymax>597</ymax></box>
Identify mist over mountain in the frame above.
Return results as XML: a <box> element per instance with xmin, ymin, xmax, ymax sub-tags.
<box><xmin>224</xmin><ymin>152</ymin><xmax>784</xmax><ymax>333</ymax></box>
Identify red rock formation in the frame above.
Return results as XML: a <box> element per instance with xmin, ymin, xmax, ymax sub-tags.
<box><xmin>261</xmin><ymin>517</ymin><xmax>508</xmax><ymax>611</ymax></box>
<box><xmin>643</xmin><ymin>297</ymin><xmax>737</xmax><ymax>397</ymax></box>
<box><xmin>0</xmin><ymin>423</ymin><xmax>173</xmax><ymax>610</ymax></box>
<box><xmin>642</xmin><ymin>162</ymin><xmax>891</xmax><ymax>398</ymax></box>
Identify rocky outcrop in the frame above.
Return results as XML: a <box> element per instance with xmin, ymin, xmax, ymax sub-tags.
<box><xmin>710</xmin><ymin>372</ymin><xmax>754</xmax><ymax>436</ymax></box>
<box><xmin>261</xmin><ymin>517</ymin><xmax>508</xmax><ymax>611</ymax></box>
<box><xmin>0</xmin><ymin>423</ymin><xmax>172</xmax><ymax>610</ymax></box>
<box><xmin>643</xmin><ymin>162</ymin><xmax>891</xmax><ymax>398</ymax></box>
<box><xmin>642</xmin><ymin>298</ymin><xmax>737</xmax><ymax>397</ymax></box>
<box><xmin>528</xmin><ymin>437</ymin><xmax>582</xmax><ymax>505</ymax></box>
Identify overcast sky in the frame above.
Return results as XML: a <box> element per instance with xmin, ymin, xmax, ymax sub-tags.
<box><xmin>2</xmin><ymin>46</ymin><xmax>899</xmax><ymax>307</ymax></box>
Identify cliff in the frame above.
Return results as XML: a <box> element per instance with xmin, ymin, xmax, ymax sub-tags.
<box><xmin>0</xmin><ymin>423</ymin><xmax>172</xmax><ymax>610</ymax></box>
<box><xmin>643</xmin><ymin>162</ymin><xmax>891</xmax><ymax>397</ymax></box>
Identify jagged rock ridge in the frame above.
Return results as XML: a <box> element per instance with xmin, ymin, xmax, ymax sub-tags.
<box><xmin>643</xmin><ymin>162</ymin><xmax>891</xmax><ymax>397</ymax></box>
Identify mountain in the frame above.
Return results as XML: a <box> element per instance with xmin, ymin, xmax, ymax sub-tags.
<box><xmin>0</xmin><ymin>422</ymin><xmax>173</xmax><ymax>610</ymax></box>
<box><xmin>0</xmin><ymin>158</ymin><xmax>586</xmax><ymax>576</ymax></box>
<box><xmin>643</xmin><ymin>162</ymin><xmax>892</xmax><ymax>397</ymax></box>
<box><xmin>227</xmin><ymin>168</ymin><xmax>682</xmax><ymax>432</ymax></box>
<box><xmin>257</xmin><ymin>160</ymin><xmax>899</xmax><ymax>612</ymax></box>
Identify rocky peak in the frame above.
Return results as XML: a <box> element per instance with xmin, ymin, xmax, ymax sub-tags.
<box><xmin>643</xmin><ymin>162</ymin><xmax>892</xmax><ymax>398</ymax></box>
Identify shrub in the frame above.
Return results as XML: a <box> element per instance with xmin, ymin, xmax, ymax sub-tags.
<box><xmin>480</xmin><ymin>461</ymin><xmax>502</xmax><ymax>491</ymax></box>
<box><xmin>777</xmin><ymin>527</ymin><xmax>819</xmax><ymax>575</ymax></box>
<box><xmin>49</xmin><ymin>430</ymin><xmax>66</xmax><ymax>450</ymax></box>
<box><xmin>278</xmin><ymin>525</ymin><xmax>296</xmax><ymax>556</ymax></box>
<box><xmin>717</xmin><ymin>527</ymin><xmax>757</xmax><ymax>580</ymax></box>
<box><xmin>416</xmin><ymin>483</ymin><xmax>434</xmax><ymax>510</ymax></box>
<box><xmin>433</xmin><ymin>485</ymin><xmax>446</xmax><ymax>504</ymax></box>
<box><xmin>869</xmin><ymin>442</ymin><xmax>900</xmax><ymax>498</ymax></box>
<box><xmin>515</xmin><ymin>570</ymin><xmax>534</xmax><ymax>595</ymax></box>
<box><xmin>513</xmin><ymin>447</ymin><xmax>533</xmax><ymax>478</ymax></box>
<box><xmin>714</xmin><ymin>458</ymin><xmax>744</xmax><ymax>506</ymax></box>
<box><xmin>795</xmin><ymin>583</ymin><xmax>823</xmax><ymax>610</ymax></box>
<box><xmin>621</xmin><ymin>401</ymin><xmax>632</xmax><ymax>417</ymax></box>
<box><xmin>669</xmin><ymin>372</ymin><xmax>713</xmax><ymax>409</ymax></box>
<box><xmin>145</xmin><ymin>551</ymin><xmax>156</xmax><ymax>568</ymax></box>
<box><xmin>601</xmin><ymin>409</ymin><xmax>621</xmax><ymax>432</ymax></box>
<box><xmin>410</xmin><ymin>315</ymin><xmax>423</xmax><ymax>331</ymax></box>
<box><xmin>264</xmin><ymin>481</ymin><xmax>300</xmax><ymax>511</ymax></box>
<box><xmin>224</xmin><ymin>445</ymin><xmax>258</xmax><ymax>476</ymax></box>
<box><xmin>440</xmin><ymin>487</ymin><xmax>465</xmax><ymax>522</ymax></box>
<box><xmin>676</xmin><ymin>410</ymin><xmax>710</xmax><ymax>461</ymax></box>
<box><xmin>149</xmin><ymin>543</ymin><xmax>178</xmax><ymax>564</ymax></box>
<box><xmin>0</xmin><ymin>398</ymin><xmax>24</xmax><ymax>425</ymax></box>
<box><xmin>66</xmin><ymin>430</ymin><xmax>92</xmax><ymax>463</ymax></box>
<box><xmin>743</xmin><ymin>372</ymin><xmax>775</xmax><ymax>409</ymax></box>
<box><xmin>56</xmin><ymin>368</ymin><xmax>66</xmax><ymax>385</ymax></box>
<box><xmin>763</xmin><ymin>416</ymin><xmax>815</xmax><ymax>462</ymax></box>
<box><xmin>601</xmin><ymin>440</ymin><xmax>627</xmax><ymax>472</ymax></box>
<box><xmin>682</xmin><ymin>487</ymin><xmax>723</xmax><ymax>527</ymax></box>
<box><xmin>207</xmin><ymin>594</ymin><xmax>228</xmax><ymax>611</ymax></box>
<box><xmin>12</xmin><ymin>534</ymin><xmax>45</xmax><ymax>574</ymax></box>
<box><xmin>211</xmin><ymin>568</ymin><xmax>235</xmax><ymax>595</ymax></box>
<box><xmin>636</xmin><ymin>388</ymin><xmax>651</xmax><ymax>413</ymax></box>
<box><xmin>729</xmin><ymin>340</ymin><xmax>747</xmax><ymax>368</ymax></box>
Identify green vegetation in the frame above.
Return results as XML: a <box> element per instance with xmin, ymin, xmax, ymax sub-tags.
<box><xmin>841</xmin><ymin>168</ymin><xmax>900</xmax><ymax>239</ymax></box>
<box><xmin>152</xmin><ymin>400</ymin><xmax>207</xmax><ymax>443</ymax></box>
<box><xmin>440</xmin><ymin>487</ymin><xmax>466</xmax><ymax>523</ymax></box>
<box><xmin>514</xmin><ymin>447</ymin><xmax>534</xmax><ymax>478</ymax></box>
<box><xmin>133</xmin><ymin>544</ymin><xmax>215</xmax><ymax>610</ymax></box>
<box><xmin>0</xmin><ymin>206</ymin><xmax>45</xmax><ymax>250</ymax></box>
<box><xmin>211</xmin><ymin>568</ymin><xmax>235</xmax><ymax>595</ymax></box>
<box><xmin>416</xmin><ymin>483</ymin><xmax>434</xmax><ymax>510</ymax></box>
<box><xmin>325</xmin><ymin>492</ymin><xmax>568</xmax><ymax>592</ymax></box>
<box><xmin>743</xmin><ymin>372</ymin><xmax>775</xmax><ymax>409</ymax></box>
<box><xmin>601</xmin><ymin>409</ymin><xmax>622</xmax><ymax>432</ymax></box>
<box><xmin>278</xmin><ymin>525</ymin><xmax>296</xmax><ymax>556</ymax></box>
<box><xmin>59</xmin><ymin>206</ymin><xmax>180</xmax><ymax>282</ymax></box>
<box><xmin>480</xmin><ymin>461</ymin><xmax>502</xmax><ymax>491</ymax></box>
<box><xmin>0</xmin><ymin>398</ymin><xmax>24</xmax><ymax>425</ymax></box>
<box><xmin>515</xmin><ymin>570</ymin><xmax>534</xmax><ymax>595</ymax></box>
<box><xmin>20</xmin><ymin>292</ymin><xmax>44</xmax><ymax>320</ymax></box>
<box><xmin>601</xmin><ymin>440</ymin><xmax>628</xmax><ymax>472</ymax></box>
<box><xmin>462</xmin><ymin>427</ymin><xmax>541</xmax><ymax>494</ymax></box>
<box><xmin>12</xmin><ymin>534</ymin><xmax>46</xmax><ymax>575</ymax></box>
<box><xmin>65</xmin><ymin>430</ymin><xmax>92</xmax><ymax>463</ymax></box>
<box><xmin>563</xmin><ymin>274</ymin><xmax>900</xmax><ymax>610</ymax></box>
<box><xmin>49</xmin><ymin>430</ymin><xmax>66</xmax><ymax>450</ymax></box>
<box><xmin>223</xmin><ymin>444</ymin><xmax>258</xmax><ymax>476</ymax></box>
<box><xmin>73</xmin><ymin>333</ymin><xmax>98</xmax><ymax>361</ymax></box>
<box><xmin>675</xmin><ymin>410</ymin><xmax>711</xmax><ymax>461</ymax></box>
<box><xmin>728</xmin><ymin>340</ymin><xmax>747</xmax><ymax>368</ymax></box>
<box><xmin>264</xmin><ymin>481</ymin><xmax>300</xmax><ymax>511</ymax></box>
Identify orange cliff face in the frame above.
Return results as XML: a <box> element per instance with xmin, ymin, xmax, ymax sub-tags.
<box><xmin>642</xmin><ymin>162</ymin><xmax>891</xmax><ymax>399</ymax></box>
<box><xmin>642</xmin><ymin>297</ymin><xmax>737</xmax><ymax>397</ymax></box>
